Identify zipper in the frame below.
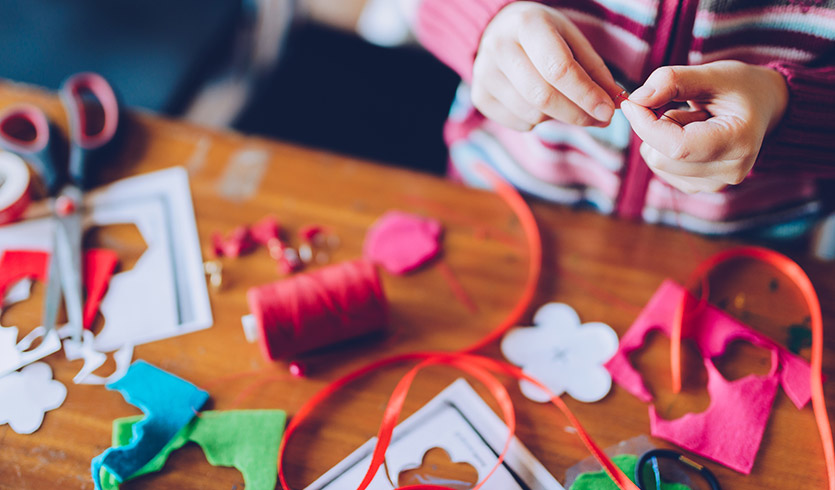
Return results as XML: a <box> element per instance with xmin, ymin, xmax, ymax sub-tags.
<box><xmin>615</xmin><ymin>0</ymin><xmax>699</xmax><ymax>219</ymax></box>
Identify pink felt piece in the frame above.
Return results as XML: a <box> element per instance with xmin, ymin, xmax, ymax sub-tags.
<box><xmin>605</xmin><ymin>279</ymin><xmax>813</xmax><ymax>474</ymax></box>
<box><xmin>363</xmin><ymin>211</ymin><xmax>443</xmax><ymax>275</ymax></box>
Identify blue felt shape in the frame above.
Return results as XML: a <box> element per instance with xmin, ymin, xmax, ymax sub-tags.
<box><xmin>90</xmin><ymin>360</ymin><xmax>209</xmax><ymax>490</ymax></box>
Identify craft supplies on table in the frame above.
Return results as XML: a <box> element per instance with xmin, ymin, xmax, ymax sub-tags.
<box><xmin>0</xmin><ymin>73</ymin><xmax>120</xmax><ymax>343</ymax></box>
<box><xmin>0</xmin><ymin>80</ymin><xmax>833</xmax><ymax>490</ymax></box>
<box><xmin>0</xmin><ymin>167</ymin><xmax>213</xmax><ymax>352</ymax></box>
<box><xmin>305</xmin><ymin>379</ymin><xmax>564</xmax><ymax>490</ymax></box>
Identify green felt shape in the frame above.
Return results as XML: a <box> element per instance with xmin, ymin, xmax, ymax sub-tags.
<box><xmin>570</xmin><ymin>454</ymin><xmax>691</xmax><ymax>490</ymax></box>
<box><xmin>100</xmin><ymin>410</ymin><xmax>286</xmax><ymax>490</ymax></box>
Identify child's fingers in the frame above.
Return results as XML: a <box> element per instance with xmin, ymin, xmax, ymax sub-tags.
<box><xmin>499</xmin><ymin>42</ymin><xmax>603</xmax><ymax>127</ymax></box>
<box><xmin>629</xmin><ymin>65</ymin><xmax>717</xmax><ymax>108</ymax></box>
<box><xmin>621</xmin><ymin>100</ymin><xmax>732</xmax><ymax>163</ymax></box>
<box><xmin>517</xmin><ymin>19</ymin><xmax>614</xmax><ymax>123</ymax></box>
<box><xmin>557</xmin><ymin>17</ymin><xmax>624</xmax><ymax>102</ymax></box>
<box><xmin>650</xmin><ymin>167</ymin><xmax>728</xmax><ymax>194</ymax></box>
<box><xmin>480</xmin><ymin>68</ymin><xmax>549</xmax><ymax>127</ymax></box>
<box><xmin>471</xmin><ymin>87</ymin><xmax>537</xmax><ymax>132</ymax></box>
<box><xmin>639</xmin><ymin>143</ymin><xmax>727</xmax><ymax>186</ymax></box>
<box><xmin>661</xmin><ymin>108</ymin><xmax>711</xmax><ymax>126</ymax></box>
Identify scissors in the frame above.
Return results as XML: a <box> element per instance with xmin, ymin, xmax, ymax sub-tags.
<box><xmin>0</xmin><ymin>72</ymin><xmax>119</xmax><ymax>342</ymax></box>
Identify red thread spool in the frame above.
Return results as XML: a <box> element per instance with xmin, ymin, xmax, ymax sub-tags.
<box><xmin>246</xmin><ymin>259</ymin><xmax>387</xmax><ymax>361</ymax></box>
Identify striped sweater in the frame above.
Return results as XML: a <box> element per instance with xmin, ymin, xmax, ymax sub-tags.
<box><xmin>415</xmin><ymin>0</ymin><xmax>835</xmax><ymax>237</ymax></box>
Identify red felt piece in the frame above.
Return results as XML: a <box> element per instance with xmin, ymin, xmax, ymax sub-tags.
<box><xmin>82</xmin><ymin>249</ymin><xmax>119</xmax><ymax>329</ymax></box>
<box><xmin>0</xmin><ymin>250</ymin><xmax>49</xmax><ymax>302</ymax></box>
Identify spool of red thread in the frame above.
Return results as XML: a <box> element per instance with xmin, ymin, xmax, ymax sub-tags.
<box><xmin>244</xmin><ymin>259</ymin><xmax>388</xmax><ymax>361</ymax></box>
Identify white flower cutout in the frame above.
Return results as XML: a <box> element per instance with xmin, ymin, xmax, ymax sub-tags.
<box><xmin>501</xmin><ymin>303</ymin><xmax>619</xmax><ymax>403</ymax></box>
<box><xmin>0</xmin><ymin>362</ymin><xmax>67</xmax><ymax>434</ymax></box>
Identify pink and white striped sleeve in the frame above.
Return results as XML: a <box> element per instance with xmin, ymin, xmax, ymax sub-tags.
<box><xmin>415</xmin><ymin>0</ymin><xmax>517</xmax><ymax>82</ymax></box>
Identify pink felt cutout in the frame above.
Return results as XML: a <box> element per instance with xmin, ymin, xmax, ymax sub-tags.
<box><xmin>605</xmin><ymin>280</ymin><xmax>813</xmax><ymax>474</ymax></box>
<box><xmin>363</xmin><ymin>211</ymin><xmax>443</xmax><ymax>275</ymax></box>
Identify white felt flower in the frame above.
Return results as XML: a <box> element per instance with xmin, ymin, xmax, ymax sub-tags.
<box><xmin>501</xmin><ymin>303</ymin><xmax>619</xmax><ymax>403</ymax></box>
<box><xmin>0</xmin><ymin>362</ymin><xmax>67</xmax><ymax>434</ymax></box>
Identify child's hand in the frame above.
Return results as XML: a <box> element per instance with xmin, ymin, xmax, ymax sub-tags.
<box><xmin>472</xmin><ymin>2</ymin><xmax>622</xmax><ymax>131</ymax></box>
<box><xmin>621</xmin><ymin>60</ymin><xmax>789</xmax><ymax>193</ymax></box>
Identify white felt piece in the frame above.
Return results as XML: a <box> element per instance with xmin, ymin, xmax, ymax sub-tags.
<box><xmin>0</xmin><ymin>362</ymin><xmax>67</xmax><ymax>434</ymax></box>
<box><xmin>501</xmin><ymin>303</ymin><xmax>619</xmax><ymax>404</ymax></box>
<box><xmin>566</xmin><ymin>322</ymin><xmax>621</xmax><ymax>365</ymax></box>
<box><xmin>518</xmin><ymin>357</ymin><xmax>570</xmax><ymax>403</ymax></box>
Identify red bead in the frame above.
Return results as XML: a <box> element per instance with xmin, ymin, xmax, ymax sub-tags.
<box><xmin>299</xmin><ymin>225</ymin><xmax>323</xmax><ymax>242</ymax></box>
<box><xmin>289</xmin><ymin>361</ymin><xmax>306</xmax><ymax>378</ymax></box>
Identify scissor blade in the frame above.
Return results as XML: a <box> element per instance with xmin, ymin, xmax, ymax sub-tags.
<box><xmin>55</xmin><ymin>195</ymin><xmax>84</xmax><ymax>343</ymax></box>
<box><xmin>41</xmin><ymin>227</ymin><xmax>63</xmax><ymax>334</ymax></box>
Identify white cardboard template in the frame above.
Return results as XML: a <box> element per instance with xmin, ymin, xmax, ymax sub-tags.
<box><xmin>0</xmin><ymin>167</ymin><xmax>213</xmax><ymax>352</ymax></box>
<box><xmin>305</xmin><ymin>379</ymin><xmax>564</xmax><ymax>490</ymax></box>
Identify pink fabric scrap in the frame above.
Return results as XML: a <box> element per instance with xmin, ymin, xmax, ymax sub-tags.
<box><xmin>605</xmin><ymin>279</ymin><xmax>813</xmax><ymax>474</ymax></box>
<box><xmin>363</xmin><ymin>210</ymin><xmax>443</xmax><ymax>275</ymax></box>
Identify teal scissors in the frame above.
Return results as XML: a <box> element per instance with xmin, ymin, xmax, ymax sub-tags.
<box><xmin>0</xmin><ymin>73</ymin><xmax>119</xmax><ymax>341</ymax></box>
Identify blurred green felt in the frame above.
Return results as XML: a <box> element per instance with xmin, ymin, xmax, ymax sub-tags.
<box><xmin>100</xmin><ymin>409</ymin><xmax>286</xmax><ymax>490</ymax></box>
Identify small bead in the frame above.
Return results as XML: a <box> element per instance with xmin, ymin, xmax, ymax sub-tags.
<box><xmin>289</xmin><ymin>361</ymin><xmax>306</xmax><ymax>378</ymax></box>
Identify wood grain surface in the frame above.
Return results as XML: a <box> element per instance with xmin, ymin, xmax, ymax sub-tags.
<box><xmin>0</xmin><ymin>80</ymin><xmax>832</xmax><ymax>489</ymax></box>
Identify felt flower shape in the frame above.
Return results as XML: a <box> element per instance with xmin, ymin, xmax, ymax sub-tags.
<box><xmin>501</xmin><ymin>303</ymin><xmax>619</xmax><ymax>403</ymax></box>
<box><xmin>0</xmin><ymin>362</ymin><xmax>67</xmax><ymax>434</ymax></box>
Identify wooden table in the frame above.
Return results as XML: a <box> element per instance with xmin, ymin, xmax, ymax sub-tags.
<box><xmin>0</xmin><ymin>81</ymin><xmax>832</xmax><ymax>489</ymax></box>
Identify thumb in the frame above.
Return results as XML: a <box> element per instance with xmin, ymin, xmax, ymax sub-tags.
<box><xmin>628</xmin><ymin>65</ymin><xmax>716</xmax><ymax>108</ymax></box>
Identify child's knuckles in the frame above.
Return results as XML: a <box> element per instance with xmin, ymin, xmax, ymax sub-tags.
<box><xmin>529</xmin><ymin>84</ymin><xmax>558</xmax><ymax>111</ymax></box>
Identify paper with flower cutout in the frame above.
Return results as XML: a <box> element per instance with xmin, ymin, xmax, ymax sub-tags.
<box><xmin>501</xmin><ymin>303</ymin><xmax>619</xmax><ymax>403</ymax></box>
<box><xmin>0</xmin><ymin>362</ymin><xmax>67</xmax><ymax>434</ymax></box>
